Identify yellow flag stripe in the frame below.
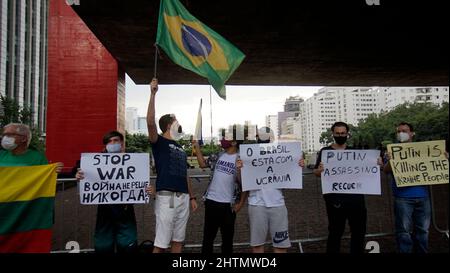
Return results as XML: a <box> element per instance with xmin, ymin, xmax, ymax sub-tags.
<box><xmin>0</xmin><ymin>164</ymin><xmax>57</xmax><ymax>203</ymax></box>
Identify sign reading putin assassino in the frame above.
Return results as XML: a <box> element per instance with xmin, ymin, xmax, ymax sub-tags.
<box><xmin>321</xmin><ymin>150</ymin><xmax>381</xmax><ymax>195</ymax></box>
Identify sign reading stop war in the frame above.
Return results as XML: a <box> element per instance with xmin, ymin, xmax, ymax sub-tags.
<box><xmin>239</xmin><ymin>142</ymin><xmax>302</xmax><ymax>191</ymax></box>
<box><xmin>321</xmin><ymin>150</ymin><xmax>381</xmax><ymax>195</ymax></box>
<box><xmin>387</xmin><ymin>140</ymin><xmax>449</xmax><ymax>187</ymax></box>
<box><xmin>80</xmin><ymin>153</ymin><xmax>150</xmax><ymax>205</ymax></box>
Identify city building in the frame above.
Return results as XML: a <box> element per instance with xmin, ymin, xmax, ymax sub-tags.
<box><xmin>265</xmin><ymin>114</ymin><xmax>278</xmax><ymax>138</ymax></box>
<box><xmin>299</xmin><ymin>86</ymin><xmax>449</xmax><ymax>153</ymax></box>
<box><xmin>383</xmin><ymin>87</ymin><xmax>449</xmax><ymax>111</ymax></box>
<box><xmin>299</xmin><ymin>87</ymin><xmax>383</xmax><ymax>153</ymax></box>
<box><xmin>0</xmin><ymin>0</ymin><xmax>49</xmax><ymax>131</ymax></box>
<box><xmin>136</xmin><ymin>116</ymin><xmax>147</xmax><ymax>135</ymax></box>
<box><xmin>277</xmin><ymin>96</ymin><xmax>304</xmax><ymax>137</ymax></box>
<box><xmin>125</xmin><ymin>107</ymin><xmax>138</xmax><ymax>132</ymax></box>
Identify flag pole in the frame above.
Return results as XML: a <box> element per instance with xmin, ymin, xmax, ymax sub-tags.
<box><xmin>209</xmin><ymin>85</ymin><xmax>213</xmax><ymax>145</ymax></box>
<box><xmin>153</xmin><ymin>44</ymin><xmax>159</xmax><ymax>79</ymax></box>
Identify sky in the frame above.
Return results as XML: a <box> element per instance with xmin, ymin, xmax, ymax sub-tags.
<box><xmin>125</xmin><ymin>74</ymin><xmax>322</xmax><ymax>139</ymax></box>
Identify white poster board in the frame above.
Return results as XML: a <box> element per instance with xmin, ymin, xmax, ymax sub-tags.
<box><xmin>239</xmin><ymin>142</ymin><xmax>303</xmax><ymax>191</ymax></box>
<box><xmin>321</xmin><ymin>149</ymin><xmax>381</xmax><ymax>195</ymax></box>
<box><xmin>79</xmin><ymin>153</ymin><xmax>150</xmax><ymax>204</ymax></box>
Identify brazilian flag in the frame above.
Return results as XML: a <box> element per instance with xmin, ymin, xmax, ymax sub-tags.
<box><xmin>156</xmin><ymin>0</ymin><xmax>245</xmax><ymax>99</ymax></box>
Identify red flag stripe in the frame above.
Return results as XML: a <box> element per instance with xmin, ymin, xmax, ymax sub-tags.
<box><xmin>0</xmin><ymin>229</ymin><xmax>52</xmax><ymax>253</ymax></box>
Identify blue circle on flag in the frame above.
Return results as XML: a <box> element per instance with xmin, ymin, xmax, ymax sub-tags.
<box><xmin>181</xmin><ymin>24</ymin><xmax>212</xmax><ymax>57</ymax></box>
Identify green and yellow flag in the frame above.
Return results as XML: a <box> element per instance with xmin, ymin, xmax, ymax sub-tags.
<box><xmin>0</xmin><ymin>164</ymin><xmax>57</xmax><ymax>253</ymax></box>
<box><xmin>156</xmin><ymin>0</ymin><xmax>245</xmax><ymax>99</ymax></box>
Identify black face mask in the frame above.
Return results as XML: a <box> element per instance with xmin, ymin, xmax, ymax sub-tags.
<box><xmin>333</xmin><ymin>136</ymin><xmax>347</xmax><ymax>145</ymax></box>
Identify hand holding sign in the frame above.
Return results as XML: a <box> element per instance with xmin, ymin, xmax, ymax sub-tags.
<box><xmin>75</xmin><ymin>168</ymin><xmax>84</xmax><ymax>180</ymax></box>
<box><xmin>320</xmin><ymin>150</ymin><xmax>381</xmax><ymax>195</ymax></box>
<box><xmin>387</xmin><ymin>140</ymin><xmax>449</xmax><ymax>187</ymax></box>
<box><xmin>79</xmin><ymin>153</ymin><xmax>150</xmax><ymax>205</ymax></box>
<box><xmin>298</xmin><ymin>158</ymin><xmax>305</xmax><ymax>168</ymax></box>
<box><xmin>239</xmin><ymin>142</ymin><xmax>303</xmax><ymax>191</ymax></box>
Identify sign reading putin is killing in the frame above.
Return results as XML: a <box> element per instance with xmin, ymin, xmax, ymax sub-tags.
<box><xmin>387</xmin><ymin>140</ymin><xmax>449</xmax><ymax>187</ymax></box>
<box><xmin>321</xmin><ymin>150</ymin><xmax>381</xmax><ymax>195</ymax></box>
<box><xmin>79</xmin><ymin>153</ymin><xmax>150</xmax><ymax>204</ymax></box>
<box><xmin>239</xmin><ymin>142</ymin><xmax>302</xmax><ymax>191</ymax></box>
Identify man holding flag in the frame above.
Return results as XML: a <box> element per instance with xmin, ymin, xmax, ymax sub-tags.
<box><xmin>0</xmin><ymin>123</ymin><xmax>62</xmax><ymax>253</ymax></box>
<box><xmin>147</xmin><ymin>78</ymin><xmax>198</xmax><ymax>253</ymax></box>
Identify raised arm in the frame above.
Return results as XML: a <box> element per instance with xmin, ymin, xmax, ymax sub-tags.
<box><xmin>147</xmin><ymin>78</ymin><xmax>159</xmax><ymax>143</ymax></box>
<box><xmin>192</xmin><ymin>140</ymin><xmax>207</xmax><ymax>168</ymax></box>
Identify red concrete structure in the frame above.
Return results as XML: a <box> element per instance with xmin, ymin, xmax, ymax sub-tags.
<box><xmin>47</xmin><ymin>0</ymin><xmax>125</xmax><ymax>173</ymax></box>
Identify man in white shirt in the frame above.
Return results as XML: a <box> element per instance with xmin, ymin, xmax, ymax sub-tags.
<box><xmin>237</xmin><ymin>127</ymin><xmax>304</xmax><ymax>253</ymax></box>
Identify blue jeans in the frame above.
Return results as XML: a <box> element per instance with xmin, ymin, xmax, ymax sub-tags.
<box><xmin>394</xmin><ymin>197</ymin><xmax>431</xmax><ymax>253</ymax></box>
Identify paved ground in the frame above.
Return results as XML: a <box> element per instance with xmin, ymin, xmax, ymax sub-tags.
<box><xmin>52</xmin><ymin>168</ymin><xmax>449</xmax><ymax>253</ymax></box>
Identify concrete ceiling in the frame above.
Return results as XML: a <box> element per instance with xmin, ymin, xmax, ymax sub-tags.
<box><xmin>72</xmin><ymin>0</ymin><xmax>448</xmax><ymax>86</ymax></box>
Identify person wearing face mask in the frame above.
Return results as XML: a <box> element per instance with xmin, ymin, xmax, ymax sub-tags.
<box><xmin>382</xmin><ymin>122</ymin><xmax>448</xmax><ymax>253</ymax></box>
<box><xmin>313</xmin><ymin>121</ymin><xmax>373</xmax><ymax>253</ymax></box>
<box><xmin>1</xmin><ymin>123</ymin><xmax>63</xmax><ymax>253</ymax></box>
<box><xmin>191</xmin><ymin>127</ymin><xmax>245</xmax><ymax>254</ymax></box>
<box><xmin>236</xmin><ymin>127</ymin><xmax>305</xmax><ymax>253</ymax></box>
<box><xmin>147</xmin><ymin>78</ymin><xmax>198</xmax><ymax>253</ymax></box>
<box><xmin>0</xmin><ymin>123</ymin><xmax>48</xmax><ymax>166</ymax></box>
<box><xmin>75</xmin><ymin>131</ymin><xmax>138</xmax><ymax>253</ymax></box>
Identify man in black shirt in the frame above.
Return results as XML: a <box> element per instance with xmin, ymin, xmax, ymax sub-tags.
<box><xmin>313</xmin><ymin>121</ymin><xmax>366</xmax><ymax>253</ymax></box>
<box><xmin>147</xmin><ymin>78</ymin><xmax>198</xmax><ymax>253</ymax></box>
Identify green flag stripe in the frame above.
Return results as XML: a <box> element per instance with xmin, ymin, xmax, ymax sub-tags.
<box><xmin>0</xmin><ymin>197</ymin><xmax>54</xmax><ymax>235</ymax></box>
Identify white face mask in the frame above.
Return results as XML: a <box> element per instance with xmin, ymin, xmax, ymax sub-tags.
<box><xmin>1</xmin><ymin>136</ymin><xmax>18</xmax><ymax>151</ymax></box>
<box><xmin>397</xmin><ymin>132</ymin><xmax>410</xmax><ymax>143</ymax></box>
<box><xmin>169</xmin><ymin>121</ymin><xmax>183</xmax><ymax>141</ymax></box>
<box><xmin>106</xmin><ymin>143</ymin><xmax>122</xmax><ymax>153</ymax></box>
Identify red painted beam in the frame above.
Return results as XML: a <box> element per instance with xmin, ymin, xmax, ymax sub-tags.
<box><xmin>47</xmin><ymin>0</ymin><xmax>125</xmax><ymax>174</ymax></box>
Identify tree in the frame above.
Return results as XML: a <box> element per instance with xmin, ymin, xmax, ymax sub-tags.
<box><xmin>350</xmin><ymin>102</ymin><xmax>448</xmax><ymax>149</ymax></box>
<box><xmin>198</xmin><ymin>142</ymin><xmax>221</xmax><ymax>156</ymax></box>
<box><xmin>317</xmin><ymin>102</ymin><xmax>449</xmax><ymax>152</ymax></box>
<box><xmin>0</xmin><ymin>95</ymin><xmax>45</xmax><ymax>152</ymax></box>
<box><xmin>178</xmin><ymin>134</ymin><xmax>193</xmax><ymax>155</ymax></box>
<box><xmin>125</xmin><ymin>132</ymin><xmax>151</xmax><ymax>153</ymax></box>
<box><xmin>319</xmin><ymin>129</ymin><xmax>333</xmax><ymax>146</ymax></box>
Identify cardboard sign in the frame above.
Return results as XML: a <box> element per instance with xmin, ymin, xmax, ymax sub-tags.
<box><xmin>387</xmin><ymin>140</ymin><xmax>449</xmax><ymax>187</ymax></box>
<box><xmin>239</xmin><ymin>142</ymin><xmax>302</xmax><ymax>191</ymax></box>
<box><xmin>79</xmin><ymin>153</ymin><xmax>150</xmax><ymax>204</ymax></box>
<box><xmin>321</xmin><ymin>150</ymin><xmax>381</xmax><ymax>195</ymax></box>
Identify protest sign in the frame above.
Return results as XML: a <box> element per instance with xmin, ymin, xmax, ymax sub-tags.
<box><xmin>80</xmin><ymin>153</ymin><xmax>150</xmax><ymax>204</ymax></box>
<box><xmin>321</xmin><ymin>149</ymin><xmax>381</xmax><ymax>194</ymax></box>
<box><xmin>239</xmin><ymin>142</ymin><xmax>302</xmax><ymax>191</ymax></box>
<box><xmin>387</xmin><ymin>140</ymin><xmax>449</xmax><ymax>187</ymax></box>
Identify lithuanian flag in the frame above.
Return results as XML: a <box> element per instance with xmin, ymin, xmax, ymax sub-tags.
<box><xmin>0</xmin><ymin>164</ymin><xmax>57</xmax><ymax>253</ymax></box>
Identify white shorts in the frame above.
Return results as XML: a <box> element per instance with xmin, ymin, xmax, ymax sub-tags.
<box><xmin>154</xmin><ymin>192</ymin><xmax>190</xmax><ymax>249</ymax></box>
<box><xmin>248</xmin><ymin>205</ymin><xmax>291</xmax><ymax>248</ymax></box>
